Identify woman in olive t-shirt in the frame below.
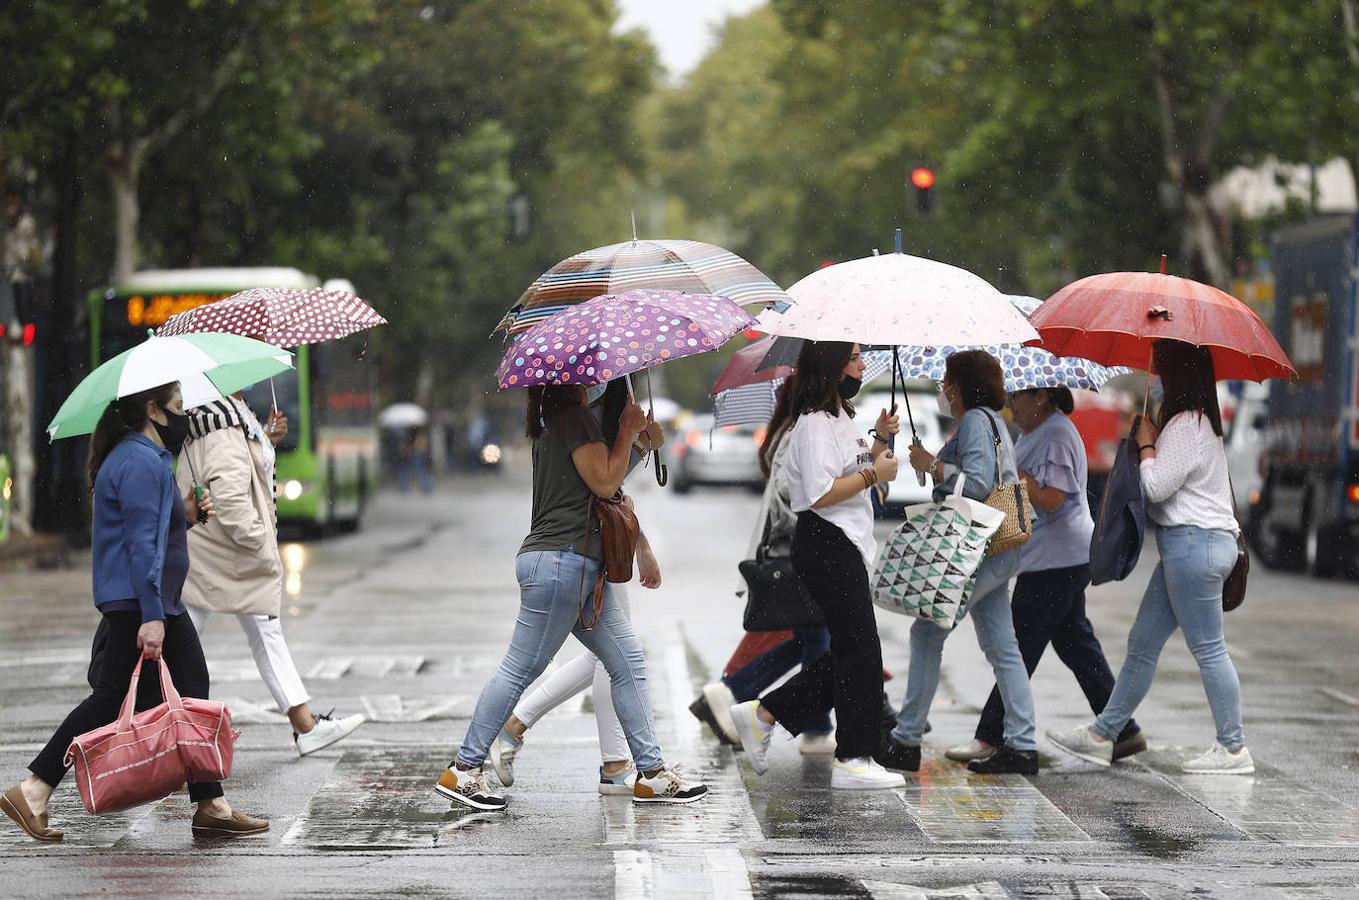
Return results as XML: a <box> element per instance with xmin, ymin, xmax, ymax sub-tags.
<box><xmin>434</xmin><ymin>383</ymin><xmax>708</xmax><ymax>812</ymax></box>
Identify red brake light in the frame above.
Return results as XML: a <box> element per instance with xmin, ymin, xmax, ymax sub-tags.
<box><xmin>754</xmin><ymin>426</ymin><xmax>768</xmax><ymax>447</ymax></box>
<box><xmin>1347</xmin><ymin>484</ymin><xmax>1359</xmax><ymax>504</ymax></box>
<box><xmin>21</xmin><ymin>323</ymin><xmax>34</xmax><ymax>346</ymax></box>
<box><xmin>685</xmin><ymin>428</ymin><xmax>703</xmax><ymax>449</ymax></box>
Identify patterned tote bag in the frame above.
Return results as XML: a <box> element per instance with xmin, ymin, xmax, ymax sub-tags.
<box><xmin>871</xmin><ymin>475</ymin><xmax>1005</xmax><ymax>630</ymax></box>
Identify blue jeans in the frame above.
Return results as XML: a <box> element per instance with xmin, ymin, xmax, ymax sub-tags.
<box><xmin>1093</xmin><ymin>525</ymin><xmax>1243</xmax><ymax>749</ymax></box>
<box><xmin>456</xmin><ymin>550</ymin><xmax>663</xmax><ymax>771</ymax></box>
<box><xmin>893</xmin><ymin>548</ymin><xmax>1037</xmax><ymax>751</ymax></box>
<box><xmin>723</xmin><ymin>628</ymin><xmax>832</xmax><ymax>733</ymax></box>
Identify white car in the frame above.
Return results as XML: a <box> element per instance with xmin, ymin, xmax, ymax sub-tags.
<box><xmin>856</xmin><ymin>389</ymin><xmax>952</xmax><ymax>514</ymax></box>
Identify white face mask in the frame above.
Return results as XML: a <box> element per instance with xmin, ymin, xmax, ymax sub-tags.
<box><xmin>937</xmin><ymin>384</ymin><xmax>955</xmax><ymax>418</ymax></box>
<box><xmin>585</xmin><ymin>383</ymin><xmax>609</xmax><ymax>405</ymax></box>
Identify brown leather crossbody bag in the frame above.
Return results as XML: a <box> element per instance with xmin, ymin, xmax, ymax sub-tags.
<box><xmin>578</xmin><ymin>490</ymin><xmax>640</xmax><ymax>629</ymax></box>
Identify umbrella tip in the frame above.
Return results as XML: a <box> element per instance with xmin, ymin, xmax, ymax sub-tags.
<box><xmin>895</xmin><ymin>228</ymin><xmax>903</xmax><ymax>254</ymax></box>
<box><xmin>1159</xmin><ymin>253</ymin><xmax>1167</xmax><ymax>275</ymax></box>
<box><xmin>630</xmin><ymin>210</ymin><xmax>638</xmax><ymax>242</ymax></box>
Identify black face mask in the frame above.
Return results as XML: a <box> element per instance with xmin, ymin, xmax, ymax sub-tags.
<box><xmin>153</xmin><ymin>410</ymin><xmax>191</xmax><ymax>455</ymax></box>
<box><xmin>838</xmin><ymin>375</ymin><xmax>862</xmax><ymax>400</ymax></box>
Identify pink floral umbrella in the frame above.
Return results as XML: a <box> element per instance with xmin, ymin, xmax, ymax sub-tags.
<box><xmin>496</xmin><ymin>289</ymin><xmax>755</xmax><ymax>390</ymax></box>
<box><xmin>157</xmin><ymin>286</ymin><xmax>386</xmax><ymax>348</ymax></box>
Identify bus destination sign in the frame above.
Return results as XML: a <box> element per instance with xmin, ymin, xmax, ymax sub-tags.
<box><xmin>123</xmin><ymin>292</ymin><xmax>233</xmax><ymax>328</ymax></box>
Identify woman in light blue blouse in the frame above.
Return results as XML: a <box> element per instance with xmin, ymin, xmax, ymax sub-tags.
<box><xmin>944</xmin><ymin>387</ymin><xmax>1145</xmax><ymax>767</ymax></box>
<box><xmin>879</xmin><ymin>350</ymin><xmax>1038</xmax><ymax>775</ymax></box>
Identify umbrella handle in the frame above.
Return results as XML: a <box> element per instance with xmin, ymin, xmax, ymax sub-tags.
<box><xmin>890</xmin><ymin>348</ymin><xmax>927</xmax><ymax>486</ymax></box>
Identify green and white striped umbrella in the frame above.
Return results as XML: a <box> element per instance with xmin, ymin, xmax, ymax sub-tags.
<box><xmin>47</xmin><ymin>332</ymin><xmax>293</xmax><ymax>441</ymax></box>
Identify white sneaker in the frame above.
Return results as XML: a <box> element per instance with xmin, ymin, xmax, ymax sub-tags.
<box><xmin>598</xmin><ymin>762</ymin><xmax>637</xmax><ymax>795</ymax></box>
<box><xmin>1045</xmin><ymin>724</ymin><xmax>1113</xmax><ymax>767</ymax></box>
<box><xmin>831</xmin><ymin>757</ymin><xmax>906</xmax><ymax>790</ymax></box>
<box><xmin>729</xmin><ymin>700</ymin><xmax>773</xmax><ymax>774</ymax></box>
<box><xmin>702</xmin><ymin>682</ymin><xmax>739</xmax><ymax>743</ymax></box>
<box><xmin>294</xmin><ymin>712</ymin><xmax>365</xmax><ymax>757</ymax></box>
<box><xmin>489</xmin><ymin>728</ymin><xmax>523</xmax><ymax>787</ymax></box>
<box><xmin>633</xmin><ymin>766</ymin><xmax>708</xmax><ymax>804</ymax></box>
<box><xmin>799</xmin><ymin>732</ymin><xmax>837</xmax><ymax>755</ymax></box>
<box><xmin>944</xmin><ymin>740</ymin><xmax>995</xmax><ymax>762</ymax></box>
<box><xmin>1182</xmin><ymin>743</ymin><xmax>1255</xmax><ymax>775</ymax></box>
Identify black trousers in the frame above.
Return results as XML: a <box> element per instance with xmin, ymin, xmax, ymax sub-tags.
<box><xmin>762</xmin><ymin>512</ymin><xmax>884</xmax><ymax>760</ymax></box>
<box><xmin>975</xmin><ymin>564</ymin><xmax>1140</xmax><ymax>746</ymax></box>
<box><xmin>30</xmin><ymin>610</ymin><xmax>224</xmax><ymax>802</ymax></box>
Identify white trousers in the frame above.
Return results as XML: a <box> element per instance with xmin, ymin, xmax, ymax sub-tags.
<box><xmin>513</xmin><ymin>585</ymin><xmax>632</xmax><ymax>763</ymax></box>
<box><xmin>187</xmin><ymin>606</ymin><xmax>311</xmax><ymax>713</ymax></box>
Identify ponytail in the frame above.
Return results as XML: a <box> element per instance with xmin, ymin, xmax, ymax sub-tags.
<box><xmin>87</xmin><ymin>383</ymin><xmax>179</xmax><ymax>490</ymax></box>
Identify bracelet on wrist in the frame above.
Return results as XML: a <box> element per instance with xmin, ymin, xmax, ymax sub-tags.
<box><xmin>869</xmin><ymin>429</ymin><xmax>887</xmax><ymax>444</ymax></box>
<box><xmin>1138</xmin><ymin>444</ymin><xmax>1156</xmax><ymax>453</ymax></box>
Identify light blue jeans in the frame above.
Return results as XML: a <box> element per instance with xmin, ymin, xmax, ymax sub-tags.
<box><xmin>1094</xmin><ymin>525</ymin><xmax>1243</xmax><ymax>749</ymax></box>
<box><xmin>456</xmin><ymin>550</ymin><xmax>663</xmax><ymax>771</ymax></box>
<box><xmin>894</xmin><ymin>547</ymin><xmax>1036</xmax><ymax>751</ymax></box>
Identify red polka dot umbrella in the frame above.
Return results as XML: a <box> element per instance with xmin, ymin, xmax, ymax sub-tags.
<box><xmin>496</xmin><ymin>289</ymin><xmax>756</xmax><ymax>390</ymax></box>
<box><xmin>157</xmin><ymin>286</ymin><xmax>387</xmax><ymax>349</ymax></box>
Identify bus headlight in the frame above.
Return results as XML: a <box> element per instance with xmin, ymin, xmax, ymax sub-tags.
<box><xmin>283</xmin><ymin>480</ymin><xmax>305</xmax><ymax>501</ymax></box>
<box><xmin>480</xmin><ymin>443</ymin><xmax>502</xmax><ymax>465</ymax></box>
<box><xmin>2</xmin><ymin>477</ymin><xmax>10</xmax><ymax>501</ymax></box>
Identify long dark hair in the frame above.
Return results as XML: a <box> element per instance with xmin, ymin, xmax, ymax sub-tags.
<box><xmin>791</xmin><ymin>341</ymin><xmax>854</xmax><ymax>419</ymax></box>
<box><xmin>88</xmin><ymin>383</ymin><xmax>179</xmax><ymax>490</ymax></box>
<box><xmin>525</xmin><ymin>384</ymin><xmax>586</xmax><ymax>439</ymax></box>
<box><xmin>759</xmin><ymin>375</ymin><xmax>798</xmax><ymax>476</ymax></box>
<box><xmin>1154</xmin><ymin>340</ymin><xmax>1222</xmax><ymax>436</ymax></box>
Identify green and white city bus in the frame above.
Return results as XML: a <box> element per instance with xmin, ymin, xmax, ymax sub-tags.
<box><xmin>89</xmin><ymin>268</ymin><xmax>378</xmax><ymax>532</ymax></box>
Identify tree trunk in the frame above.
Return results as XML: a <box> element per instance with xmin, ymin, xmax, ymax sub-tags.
<box><xmin>2</xmin><ymin>337</ymin><xmax>34</xmax><ymax>536</ymax></box>
<box><xmin>110</xmin><ymin>139</ymin><xmax>146</xmax><ymax>284</ymax></box>
<box><xmin>1181</xmin><ymin>186</ymin><xmax>1232</xmax><ymax>288</ymax></box>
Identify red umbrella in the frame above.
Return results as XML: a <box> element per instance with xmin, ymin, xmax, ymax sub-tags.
<box><xmin>1029</xmin><ymin>265</ymin><xmax>1294</xmax><ymax>382</ymax></box>
<box><xmin>710</xmin><ymin>337</ymin><xmax>793</xmax><ymax>395</ymax></box>
<box><xmin>158</xmin><ymin>286</ymin><xmax>386</xmax><ymax>349</ymax></box>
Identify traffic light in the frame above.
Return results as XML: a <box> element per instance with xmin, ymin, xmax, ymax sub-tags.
<box><xmin>911</xmin><ymin>166</ymin><xmax>935</xmax><ymax>216</ymax></box>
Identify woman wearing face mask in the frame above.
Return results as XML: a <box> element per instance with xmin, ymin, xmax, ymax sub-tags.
<box><xmin>434</xmin><ymin>381</ymin><xmax>706</xmax><ymax>810</ymax></box>
<box><xmin>945</xmin><ymin>386</ymin><xmax>1145</xmax><ymax>766</ymax></box>
<box><xmin>177</xmin><ymin>393</ymin><xmax>365</xmax><ymax>757</ymax></box>
<box><xmin>880</xmin><ymin>350</ymin><xmax>1040</xmax><ymax>775</ymax></box>
<box><xmin>487</xmin><ymin>378</ymin><xmax>667</xmax><ymax>796</ymax></box>
<box><xmin>728</xmin><ymin>341</ymin><xmax>907</xmax><ymax>790</ymax></box>
<box><xmin>1</xmin><ymin>383</ymin><xmax>269</xmax><ymax>842</ymax></box>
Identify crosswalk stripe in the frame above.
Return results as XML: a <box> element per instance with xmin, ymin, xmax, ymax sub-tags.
<box><xmin>897</xmin><ymin>763</ymin><xmax>1091</xmax><ymax>844</ymax></box>
<box><xmin>613</xmin><ymin>849</ymin><xmax>655</xmax><ymax>900</ymax></box>
<box><xmin>705</xmin><ymin>848</ymin><xmax>754</xmax><ymax>900</ymax></box>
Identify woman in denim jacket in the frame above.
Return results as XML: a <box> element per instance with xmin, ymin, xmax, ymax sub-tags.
<box><xmin>879</xmin><ymin>350</ymin><xmax>1040</xmax><ymax>775</ymax></box>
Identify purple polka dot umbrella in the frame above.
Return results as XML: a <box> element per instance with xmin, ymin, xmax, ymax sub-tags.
<box><xmin>156</xmin><ymin>286</ymin><xmax>387</xmax><ymax>349</ymax></box>
<box><xmin>496</xmin><ymin>289</ymin><xmax>757</xmax><ymax>390</ymax></box>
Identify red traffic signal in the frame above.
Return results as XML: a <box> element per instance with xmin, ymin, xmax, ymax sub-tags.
<box><xmin>911</xmin><ymin>167</ymin><xmax>935</xmax><ymax>190</ymax></box>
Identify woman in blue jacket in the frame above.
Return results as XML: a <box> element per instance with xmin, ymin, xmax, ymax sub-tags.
<box><xmin>0</xmin><ymin>382</ymin><xmax>267</xmax><ymax>842</ymax></box>
<box><xmin>879</xmin><ymin>350</ymin><xmax>1040</xmax><ymax>775</ymax></box>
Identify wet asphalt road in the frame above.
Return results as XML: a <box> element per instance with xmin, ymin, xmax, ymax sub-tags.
<box><xmin>1</xmin><ymin>462</ymin><xmax>1358</xmax><ymax>898</ymax></box>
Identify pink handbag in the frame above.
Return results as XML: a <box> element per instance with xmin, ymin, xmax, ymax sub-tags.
<box><xmin>65</xmin><ymin>657</ymin><xmax>239</xmax><ymax>815</ymax></box>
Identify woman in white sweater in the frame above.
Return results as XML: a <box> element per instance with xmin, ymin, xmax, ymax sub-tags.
<box><xmin>1048</xmin><ymin>340</ymin><xmax>1252</xmax><ymax>774</ymax></box>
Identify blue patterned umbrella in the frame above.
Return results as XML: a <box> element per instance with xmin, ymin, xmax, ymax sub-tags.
<box><xmin>891</xmin><ymin>296</ymin><xmax>1130</xmax><ymax>391</ymax></box>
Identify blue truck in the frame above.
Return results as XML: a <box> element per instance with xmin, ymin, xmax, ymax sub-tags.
<box><xmin>1249</xmin><ymin>216</ymin><xmax>1359</xmax><ymax>578</ymax></box>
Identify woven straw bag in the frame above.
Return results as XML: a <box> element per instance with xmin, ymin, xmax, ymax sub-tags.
<box><xmin>980</xmin><ymin>411</ymin><xmax>1034</xmax><ymax>557</ymax></box>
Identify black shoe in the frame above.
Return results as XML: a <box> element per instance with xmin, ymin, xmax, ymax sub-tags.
<box><xmin>877</xmin><ymin>739</ymin><xmax>921</xmax><ymax>772</ymax></box>
<box><xmin>1112</xmin><ymin>730</ymin><xmax>1147</xmax><ymax>761</ymax></box>
<box><xmin>688</xmin><ymin>696</ymin><xmax>736</xmax><ymax>745</ymax></box>
<box><xmin>966</xmin><ymin>744</ymin><xmax>1038</xmax><ymax>775</ymax></box>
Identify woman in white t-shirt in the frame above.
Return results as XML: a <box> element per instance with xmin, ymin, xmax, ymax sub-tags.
<box><xmin>729</xmin><ymin>341</ymin><xmax>907</xmax><ymax>790</ymax></box>
<box><xmin>1048</xmin><ymin>340</ymin><xmax>1253</xmax><ymax>775</ymax></box>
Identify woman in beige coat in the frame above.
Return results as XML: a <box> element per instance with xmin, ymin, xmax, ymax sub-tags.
<box><xmin>177</xmin><ymin>394</ymin><xmax>364</xmax><ymax>756</ymax></box>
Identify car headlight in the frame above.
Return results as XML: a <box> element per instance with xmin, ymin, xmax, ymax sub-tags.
<box><xmin>282</xmin><ymin>480</ymin><xmax>305</xmax><ymax>501</ymax></box>
<box><xmin>480</xmin><ymin>443</ymin><xmax>502</xmax><ymax>465</ymax></box>
<box><xmin>1</xmin><ymin>477</ymin><xmax>10</xmax><ymax>501</ymax></box>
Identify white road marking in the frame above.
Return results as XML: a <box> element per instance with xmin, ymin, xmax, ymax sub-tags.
<box><xmin>705</xmin><ymin>848</ymin><xmax>754</xmax><ymax>900</ymax></box>
<box><xmin>614</xmin><ymin>849</ymin><xmax>655</xmax><ymax>900</ymax></box>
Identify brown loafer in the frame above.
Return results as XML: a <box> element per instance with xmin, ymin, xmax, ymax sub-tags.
<box><xmin>0</xmin><ymin>784</ymin><xmax>63</xmax><ymax>843</ymax></box>
<box><xmin>1113</xmin><ymin>731</ymin><xmax>1149</xmax><ymax>761</ymax></box>
<box><xmin>191</xmin><ymin>807</ymin><xmax>269</xmax><ymax>837</ymax></box>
